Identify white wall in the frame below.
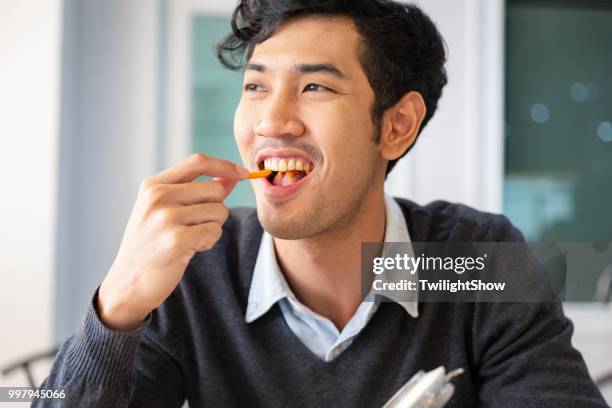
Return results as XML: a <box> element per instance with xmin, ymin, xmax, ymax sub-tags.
<box><xmin>386</xmin><ymin>0</ymin><xmax>504</xmax><ymax>213</ymax></box>
<box><xmin>0</xmin><ymin>0</ymin><xmax>163</xmax><ymax>389</ymax></box>
<box><xmin>0</xmin><ymin>0</ymin><xmax>62</xmax><ymax>391</ymax></box>
<box><xmin>55</xmin><ymin>0</ymin><xmax>160</xmax><ymax>341</ymax></box>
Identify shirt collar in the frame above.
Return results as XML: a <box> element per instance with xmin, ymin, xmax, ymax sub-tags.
<box><xmin>377</xmin><ymin>194</ymin><xmax>419</xmax><ymax>317</ymax></box>
<box><xmin>245</xmin><ymin>194</ymin><xmax>418</xmax><ymax>323</ymax></box>
<box><xmin>245</xmin><ymin>232</ymin><xmax>292</xmax><ymax>323</ymax></box>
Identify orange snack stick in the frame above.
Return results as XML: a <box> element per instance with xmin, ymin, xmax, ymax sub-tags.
<box><xmin>247</xmin><ymin>169</ymin><xmax>273</xmax><ymax>180</ymax></box>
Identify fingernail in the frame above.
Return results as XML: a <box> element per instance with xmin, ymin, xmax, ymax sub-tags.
<box><xmin>236</xmin><ymin>165</ymin><xmax>250</xmax><ymax>178</ymax></box>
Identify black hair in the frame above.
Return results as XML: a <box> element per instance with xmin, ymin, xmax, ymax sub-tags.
<box><xmin>216</xmin><ymin>0</ymin><xmax>448</xmax><ymax>176</ymax></box>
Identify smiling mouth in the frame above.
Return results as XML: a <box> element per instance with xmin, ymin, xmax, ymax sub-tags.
<box><xmin>258</xmin><ymin>157</ymin><xmax>314</xmax><ymax>186</ymax></box>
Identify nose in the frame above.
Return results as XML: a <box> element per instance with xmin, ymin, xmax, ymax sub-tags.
<box><xmin>254</xmin><ymin>91</ymin><xmax>305</xmax><ymax>139</ymax></box>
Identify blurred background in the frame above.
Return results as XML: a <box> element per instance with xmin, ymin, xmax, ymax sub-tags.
<box><xmin>1</xmin><ymin>0</ymin><xmax>610</xmax><ymax>404</ymax></box>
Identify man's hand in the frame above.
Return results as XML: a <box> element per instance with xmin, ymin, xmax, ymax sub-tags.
<box><xmin>97</xmin><ymin>153</ymin><xmax>249</xmax><ymax>331</ymax></box>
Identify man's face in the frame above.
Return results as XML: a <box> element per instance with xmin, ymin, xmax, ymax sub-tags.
<box><xmin>234</xmin><ymin>16</ymin><xmax>384</xmax><ymax>239</ymax></box>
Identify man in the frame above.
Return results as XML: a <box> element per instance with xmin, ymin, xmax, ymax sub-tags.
<box><xmin>37</xmin><ymin>1</ymin><xmax>607</xmax><ymax>407</ymax></box>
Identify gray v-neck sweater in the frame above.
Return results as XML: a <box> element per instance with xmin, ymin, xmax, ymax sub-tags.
<box><xmin>34</xmin><ymin>198</ymin><xmax>607</xmax><ymax>407</ymax></box>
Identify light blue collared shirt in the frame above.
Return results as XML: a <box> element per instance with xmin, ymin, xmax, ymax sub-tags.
<box><xmin>245</xmin><ymin>195</ymin><xmax>419</xmax><ymax>362</ymax></box>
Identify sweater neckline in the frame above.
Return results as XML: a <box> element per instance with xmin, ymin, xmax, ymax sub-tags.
<box><xmin>261</xmin><ymin>300</ymin><xmax>398</xmax><ymax>368</ymax></box>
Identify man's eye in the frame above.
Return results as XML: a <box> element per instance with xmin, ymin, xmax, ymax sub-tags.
<box><xmin>303</xmin><ymin>83</ymin><xmax>329</xmax><ymax>92</ymax></box>
<box><xmin>244</xmin><ymin>84</ymin><xmax>262</xmax><ymax>92</ymax></box>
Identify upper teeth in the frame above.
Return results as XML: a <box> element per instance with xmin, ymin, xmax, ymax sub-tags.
<box><xmin>263</xmin><ymin>158</ymin><xmax>312</xmax><ymax>173</ymax></box>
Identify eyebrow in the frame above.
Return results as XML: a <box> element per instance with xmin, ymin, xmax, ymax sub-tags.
<box><xmin>245</xmin><ymin>62</ymin><xmax>348</xmax><ymax>79</ymax></box>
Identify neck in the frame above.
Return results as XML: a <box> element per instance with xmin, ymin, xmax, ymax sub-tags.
<box><xmin>273</xmin><ymin>186</ymin><xmax>386</xmax><ymax>331</ymax></box>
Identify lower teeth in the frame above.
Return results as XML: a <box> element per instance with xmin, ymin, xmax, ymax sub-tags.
<box><xmin>272</xmin><ymin>171</ymin><xmax>306</xmax><ymax>186</ymax></box>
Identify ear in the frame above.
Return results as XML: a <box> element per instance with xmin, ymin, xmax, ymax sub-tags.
<box><xmin>378</xmin><ymin>91</ymin><xmax>427</xmax><ymax>161</ymax></box>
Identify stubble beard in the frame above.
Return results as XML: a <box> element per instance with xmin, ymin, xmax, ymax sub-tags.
<box><xmin>258</xmin><ymin>161</ymin><xmax>377</xmax><ymax>241</ymax></box>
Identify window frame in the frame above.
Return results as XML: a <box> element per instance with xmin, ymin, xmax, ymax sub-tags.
<box><xmin>164</xmin><ymin>0</ymin><xmax>235</xmax><ymax>168</ymax></box>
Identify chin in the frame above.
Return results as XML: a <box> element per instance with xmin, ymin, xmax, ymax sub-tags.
<box><xmin>259</xmin><ymin>218</ymin><xmax>304</xmax><ymax>240</ymax></box>
<box><xmin>257</xmin><ymin>205</ymin><xmax>309</xmax><ymax>240</ymax></box>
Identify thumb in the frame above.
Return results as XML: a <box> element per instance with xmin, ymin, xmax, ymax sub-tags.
<box><xmin>213</xmin><ymin>177</ymin><xmax>239</xmax><ymax>198</ymax></box>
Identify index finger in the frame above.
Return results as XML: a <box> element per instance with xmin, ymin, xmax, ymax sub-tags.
<box><xmin>148</xmin><ymin>153</ymin><xmax>250</xmax><ymax>185</ymax></box>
